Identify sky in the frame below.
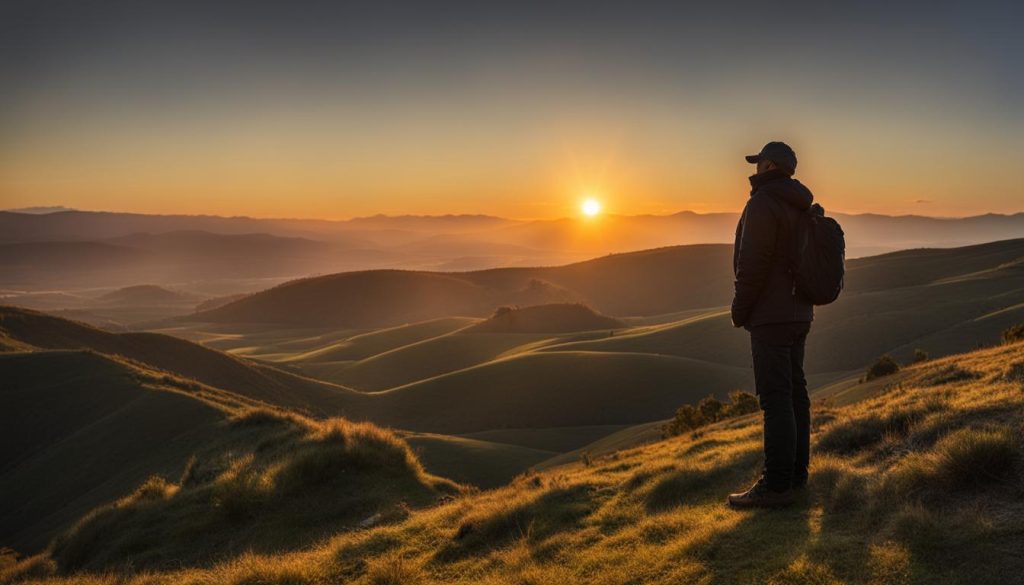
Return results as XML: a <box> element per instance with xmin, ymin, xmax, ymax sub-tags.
<box><xmin>1</xmin><ymin>0</ymin><xmax>1022</xmax><ymax>220</ymax></box>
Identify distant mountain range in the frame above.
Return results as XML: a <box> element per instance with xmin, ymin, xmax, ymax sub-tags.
<box><xmin>3</xmin><ymin>207</ymin><xmax>1024</xmax><ymax>295</ymax></box>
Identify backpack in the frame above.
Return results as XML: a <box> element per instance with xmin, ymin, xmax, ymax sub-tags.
<box><xmin>790</xmin><ymin>203</ymin><xmax>845</xmax><ymax>305</ymax></box>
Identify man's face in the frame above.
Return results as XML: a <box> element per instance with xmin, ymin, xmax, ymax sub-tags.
<box><xmin>756</xmin><ymin>158</ymin><xmax>776</xmax><ymax>174</ymax></box>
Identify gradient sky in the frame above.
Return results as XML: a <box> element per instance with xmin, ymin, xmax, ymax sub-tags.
<box><xmin>1</xmin><ymin>1</ymin><xmax>1021</xmax><ymax>219</ymax></box>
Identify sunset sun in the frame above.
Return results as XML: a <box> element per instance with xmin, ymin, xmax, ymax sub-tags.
<box><xmin>581</xmin><ymin>197</ymin><xmax>602</xmax><ymax>217</ymax></box>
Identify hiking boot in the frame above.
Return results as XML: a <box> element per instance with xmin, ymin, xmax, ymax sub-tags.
<box><xmin>727</xmin><ymin>478</ymin><xmax>796</xmax><ymax>508</ymax></box>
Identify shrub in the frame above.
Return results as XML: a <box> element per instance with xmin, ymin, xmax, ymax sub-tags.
<box><xmin>1003</xmin><ymin>324</ymin><xmax>1024</xmax><ymax>345</ymax></box>
<box><xmin>725</xmin><ymin>391</ymin><xmax>760</xmax><ymax>417</ymax></box>
<box><xmin>491</xmin><ymin>305</ymin><xmax>515</xmax><ymax>318</ymax></box>
<box><xmin>697</xmin><ymin>396</ymin><xmax>724</xmax><ymax>424</ymax></box>
<box><xmin>912</xmin><ymin>349</ymin><xmax>929</xmax><ymax>363</ymax></box>
<box><xmin>662</xmin><ymin>404</ymin><xmax>705</xmax><ymax>437</ymax></box>
<box><xmin>866</xmin><ymin>355</ymin><xmax>901</xmax><ymax>381</ymax></box>
<box><xmin>662</xmin><ymin>391</ymin><xmax>761</xmax><ymax>438</ymax></box>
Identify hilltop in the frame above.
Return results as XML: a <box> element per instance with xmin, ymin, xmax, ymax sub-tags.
<box><xmin>4</xmin><ymin>334</ymin><xmax>1022</xmax><ymax>583</ymax></box>
<box><xmin>95</xmin><ymin>285</ymin><xmax>198</xmax><ymax>306</ymax></box>
<box><xmin>467</xmin><ymin>303</ymin><xmax>626</xmax><ymax>333</ymax></box>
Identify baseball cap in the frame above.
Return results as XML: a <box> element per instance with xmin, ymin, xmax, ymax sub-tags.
<box><xmin>745</xmin><ymin>141</ymin><xmax>797</xmax><ymax>172</ymax></box>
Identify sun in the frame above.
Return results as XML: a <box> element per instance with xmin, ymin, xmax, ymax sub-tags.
<box><xmin>581</xmin><ymin>197</ymin><xmax>602</xmax><ymax>217</ymax></box>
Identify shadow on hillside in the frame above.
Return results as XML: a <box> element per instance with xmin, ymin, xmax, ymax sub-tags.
<box><xmin>643</xmin><ymin>447</ymin><xmax>762</xmax><ymax>513</ymax></box>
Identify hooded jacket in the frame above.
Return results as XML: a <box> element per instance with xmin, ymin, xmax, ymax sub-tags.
<box><xmin>731</xmin><ymin>168</ymin><xmax>815</xmax><ymax>328</ymax></box>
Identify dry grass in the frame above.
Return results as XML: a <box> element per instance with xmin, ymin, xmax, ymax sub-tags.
<box><xmin>6</xmin><ymin>342</ymin><xmax>1024</xmax><ymax>585</ymax></box>
<box><xmin>31</xmin><ymin>409</ymin><xmax>460</xmax><ymax>576</ymax></box>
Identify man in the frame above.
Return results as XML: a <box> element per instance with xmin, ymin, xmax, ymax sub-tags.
<box><xmin>727</xmin><ymin>141</ymin><xmax>814</xmax><ymax>508</ymax></box>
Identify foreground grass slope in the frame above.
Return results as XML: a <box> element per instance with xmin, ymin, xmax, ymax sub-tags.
<box><xmin>0</xmin><ymin>349</ymin><xmax>461</xmax><ymax>568</ymax></box>
<box><xmin>8</xmin><ymin>338</ymin><xmax>1022</xmax><ymax>584</ymax></box>
<box><xmin>0</xmin><ymin>351</ymin><xmax>235</xmax><ymax>553</ymax></box>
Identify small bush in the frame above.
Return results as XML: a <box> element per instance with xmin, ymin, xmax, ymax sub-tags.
<box><xmin>1002</xmin><ymin>324</ymin><xmax>1024</xmax><ymax>345</ymax></box>
<box><xmin>491</xmin><ymin>305</ymin><xmax>515</xmax><ymax>318</ymax></box>
<box><xmin>913</xmin><ymin>349</ymin><xmax>929</xmax><ymax>363</ymax></box>
<box><xmin>697</xmin><ymin>396</ymin><xmax>724</xmax><ymax>423</ymax></box>
<box><xmin>662</xmin><ymin>391</ymin><xmax>760</xmax><ymax>438</ymax></box>
<box><xmin>866</xmin><ymin>355</ymin><xmax>901</xmax><ymax>381</ymax></box>
<box><xmin>726</xmin><ymin>391</ymin><xmax>760</xmax><ymax>417</ymax></box>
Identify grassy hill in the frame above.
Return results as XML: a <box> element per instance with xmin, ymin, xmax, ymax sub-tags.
<box><xmin>532</xmin><ymin>239</ymin><xmax>1024</xmax><ymax>378</ymax></box>
<box><xmin>0</xmin><ymin>308</ymin><xmax>649</xmax><ymax>496</ymax></box>
<box><xmin>0</xmin><ymin>306</ymin><xmax>365</xmax><ymax>416</ymax></box>
<box><xmin>188</xmin><ymin>238</ymin><xmax>1024</xmax><ymax>339</ymax></box>
<box><xmin>364</xmin><ymin>350</ymin><xmax>752</xmax><ymax>434</ymax></box>
<box><xmin>94</xmin><ymin>285</ymin><xmax>197</xmax><ymax>306</ymax></box>
<box><xmin>190</xmin><ymin>244</ymin><xmax>732</xmax><ymax>327</ymax></box>
<box><xmin>0</xmin><ymin>350</ymin><xmax>237</xmax><ymax>554</ymax></box>
<box><xmin>6</xmin><ymin>336</ymin><xmax>1022</xmax><ymax>584</ymax></box>
<box><xmin>0</xmin><ymin>347</ymin><xmax>462</xmax><ymax>565</ymax></box>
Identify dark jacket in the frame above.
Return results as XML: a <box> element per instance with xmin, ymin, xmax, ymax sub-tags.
<box><xmin>731</xmin><ymin>168</ymin><xmax>815</xmax><ymax>329</ymax></box>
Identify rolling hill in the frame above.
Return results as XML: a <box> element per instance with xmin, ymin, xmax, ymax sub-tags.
<box><xmin>6</xmin><ymin>335</ymin><xmax>1022</xmax><ymax>584</ymax></box>
<box><xmin>0</xmin><ymin>350</ymin><xmax>237</xmax><ymax>554</ymax></box>
<box><xmin>191</xmin><ymin>244</ymin><xmax>733</xmax><ymax>327</ymax></box>
<box><xmin>95</xmin><ymin>284</ymin><xmax>198</xmax><ymax>306</ymax></box>
<box><xmin>531</xmin><ymin>239</ymin><xmax>1024</xmax><ymax>377</ymax></box>
<box><xmin>364</xmin><ymin>350</ymin><xmax>752</xmax><ymax>434</ymax></box>
<box><xmin>0</xmin><ymin>306</ymin><xmax>365</xmax><ymax>416</ymax></box>
<box><xmin>192</xmin><ymin>238</ymin><xmax>1024</xmax><ymax>331</ymax></box>
<box><xmin>0</xmin><ymin>349</ymin><xmax>461</xmax><ymax>566</ymax></box>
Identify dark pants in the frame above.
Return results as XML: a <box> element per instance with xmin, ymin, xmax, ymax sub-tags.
<box><xmin>749</xmin><ymin>321</ymin><xmax>811</xmax><ymax>492</ymax></box>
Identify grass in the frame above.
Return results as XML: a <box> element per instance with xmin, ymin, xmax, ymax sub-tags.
<box><xmin>41</xmin><ymin>408</ymin><xmax>461</xmax><ymax>574</ymax></box>
<box><xmin>6</xmin><ymin>340</ymin><xmax>1024</xmax><ymax>584</ymax></box>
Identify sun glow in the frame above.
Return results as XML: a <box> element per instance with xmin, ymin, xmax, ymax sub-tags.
<box><xmin>581</xmin><ymin>197</ymin><xmax>602</xmax><ymax>217</ymax></box>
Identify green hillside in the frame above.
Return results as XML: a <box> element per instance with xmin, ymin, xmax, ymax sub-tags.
<box><xmin>537</xmin><ymin>241</ymin><xmax>1024</xmax><ymax>377</ymax></box>
<box><xmin>189</xmin><ymin>244</ymin><xmax>735</xmax><ymax>327</ymax></box>
<box><xmin>0</xmin><ymin>351</ymin><xmax>234</xmax><ymax>554</ymax></box>
<box><xmin>364</xmin><ymin>350</ymin><xmax>752</xmax><ymax>434</ymax></box>
<box><xmin>0</xmin><ymin>306</ymin><xmax>365</xmax><ymax>415</ymax></box>
<box><xmin>0</xmin><ymin>348</ymin><xmax>461</xmax><ymax>565</ymax></box>
<box><xmin>7</xmin><ymin>335</ymin><xmax>1022</xmax><ymax>584</ymax></box>
<box><xmin>189</xmin><ymin>239</ymin><xmax>1024</xmax><ymax>331</ymax></box>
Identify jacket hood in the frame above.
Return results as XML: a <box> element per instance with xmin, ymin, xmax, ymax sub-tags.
<box><xmin>749</xmin><ymin>169</ymin><xmax>813</xmax><ymax>211</ymax></box>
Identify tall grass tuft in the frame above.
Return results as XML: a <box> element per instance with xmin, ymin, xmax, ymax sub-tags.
<box><xmin>883</xmin><ymin>426</ymin><xmax>1021</xmax><ymax>498</ymax></box>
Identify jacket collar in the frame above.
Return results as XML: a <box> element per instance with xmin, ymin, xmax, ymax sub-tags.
<box><xmin>748</xmin><ymin>168</ymin><xmax>792</xmax><ymax>192</ymax></box>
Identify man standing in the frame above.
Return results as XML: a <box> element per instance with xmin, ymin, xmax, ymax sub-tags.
<box><xmin>727</xmin><ymin>141</ymin><xmax>814</xmax><ymax>508</ymax></box>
